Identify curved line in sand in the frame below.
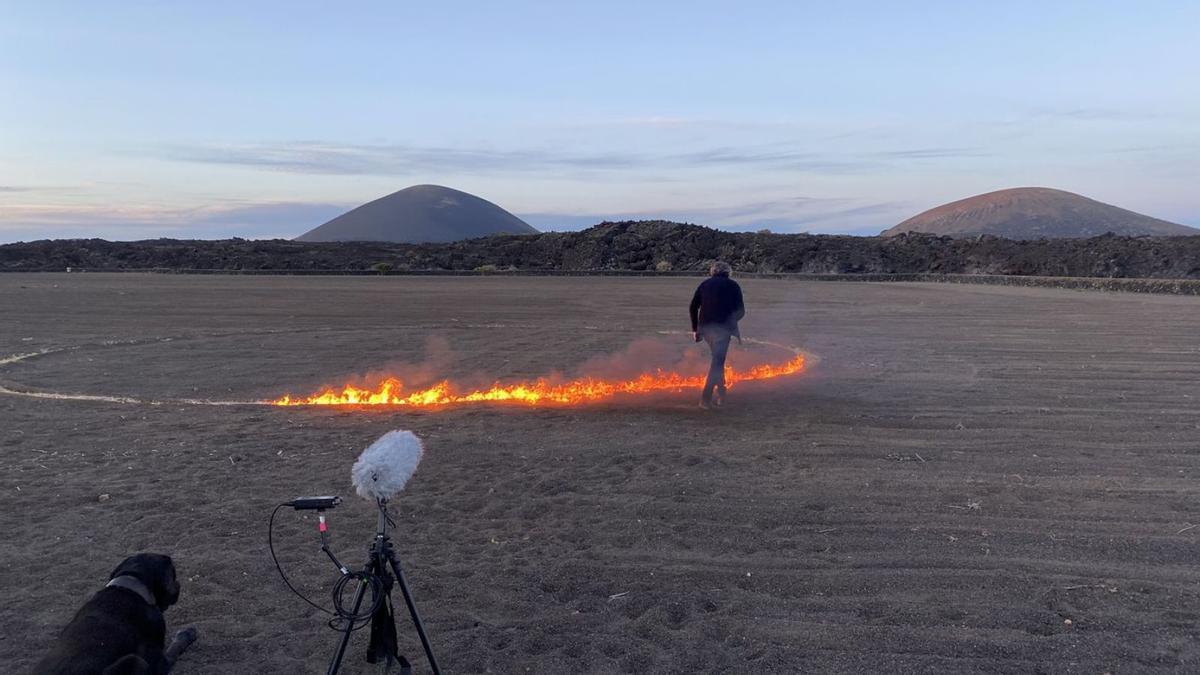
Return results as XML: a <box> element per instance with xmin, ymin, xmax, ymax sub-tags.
<box><xmin>1</xmin><ymin>328</ymin><xmax>813</xmax><ymax>407</ymax></box>
<box><xmin>0</xmin><ymin>335</ymin><xmax>280</xmax><ymax>406</ymax></box>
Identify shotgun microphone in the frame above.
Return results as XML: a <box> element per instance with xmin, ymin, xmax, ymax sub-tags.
<box><xmin>350</xmin><ymin>430</ymin><xmax>425</xmax><ymax>502</ymax></box>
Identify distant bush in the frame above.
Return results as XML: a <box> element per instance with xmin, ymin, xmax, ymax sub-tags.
<box><xmin>655</xmin><ymin>260</ymin><xmax>673</xmax><ymax>272</ymax></box>
<box><xmin>371</xmin><ymin>262</ymin><xmax>393</xmax><ymax>274</ymax></box>
<box><xmin>474</xmin><ymin>264</ymin><xmax>499</xmax><ymax>273</ymax></box>
<box><xmin>757</xmin><ymin>228</ymin><xmax>772</xmax><ymax>235</ymax></box>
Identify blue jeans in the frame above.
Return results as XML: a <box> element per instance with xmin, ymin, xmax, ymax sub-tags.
<box><xmin>700</xmin><ymin>324</ymin><xmax>732</xmax><ymax>401</ymax></box>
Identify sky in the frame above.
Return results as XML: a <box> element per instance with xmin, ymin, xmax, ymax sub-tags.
<box><xmin>2</xmin><ymin>0</ymin><xmax>1198</xmax><ymax>242</ymax></box>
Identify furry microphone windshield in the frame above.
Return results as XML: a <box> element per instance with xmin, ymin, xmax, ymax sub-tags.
<box><xmin>350</xmin><ymin>430</ymin><xmax>425</xmax><ymax>502</ymax></box>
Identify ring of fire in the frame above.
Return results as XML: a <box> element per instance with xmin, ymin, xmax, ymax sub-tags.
<box><xmin>0</xmin><ymin>332</ymin><xmax>810</xmax><ymax>409</ymax></box>
<box><xmin>272</xmin><ymin>336</ymin><xmax>808</xmax><ymax>408</ymax></box>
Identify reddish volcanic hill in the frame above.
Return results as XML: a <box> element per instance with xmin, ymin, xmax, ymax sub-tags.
<box><xmin>883</xmin><ymin>187</ymin><xmax>1196</xmax><ymax>239</ymax></box>
<box><xmin>297</xmin><ymin>184</ymin><xmax>537</xmax><ymax>243</ymax></box>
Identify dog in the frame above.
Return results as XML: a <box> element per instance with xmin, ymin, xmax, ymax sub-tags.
<box><xmin>32</xmin><ymin>553</ymin><xmax>198</xmax><ymax>675</ymax></box>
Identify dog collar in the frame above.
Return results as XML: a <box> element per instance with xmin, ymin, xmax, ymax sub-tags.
<box><xmin>106</xmin><ymin>575</ymin><xmax>156</xmax><ymax>606</ymax></box>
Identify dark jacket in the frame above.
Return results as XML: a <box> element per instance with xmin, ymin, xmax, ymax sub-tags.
<box><xmin>690</xmin><ymin>275</ymin><xmax>745</xmax><ymax>335</ymax></box>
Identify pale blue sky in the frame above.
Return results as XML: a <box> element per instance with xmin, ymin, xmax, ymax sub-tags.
<box><xmin>2</xmin><ymin>0</ymin><xmax>1197</xmax><ymax>242</ymax></box>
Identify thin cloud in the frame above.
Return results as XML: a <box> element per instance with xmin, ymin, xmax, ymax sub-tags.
<box><xmin>871</xmin><ymin>147</ymin><xmax>987</xmax><ymax>159</ymax></box>
<box><xmin>163</xmin><ymin>140</ymin><xmax>987</xmax><ymax>177</ymax></box>
<box><xmin>1029</xmin><ymin>106</ymin><xmax>1160</xmax><ymax>122</ymax></box>
<box><xmin>0</xmin><ymin>185</ymin><xmax>83</xmax><ymax>194</ymax></box>
<box><xmin>0</xmin><ymin>201</ymin><xmax>346</xmax><ymax>242</ymax></box>
<box><xmin>608</xmin><ymin>116</ymin><xmax>699</xmax><ymax>128</ymax></box>
<box><xmin>166</xmin><ymin>142</ymin><xmax>642</xmax><ymax>175</ymax></box>
<box><xmin>561</xmin><ymin>116</ymin><xmax>819</xmax><ymax>132</ymax></box>
<box><xmin>670</xmin><ymin>146</ymin><xmax>873</xmax><ymax>172</ymax></box>
<box><xmin>1104</xmin><ymin>141</ymin><xmax>1200</xmax><ymax>157</ymax></box>
<box><xmin>990</xmin><ymin>105</ymin><xmax>1165</xmax><ymax>132</ymax></box>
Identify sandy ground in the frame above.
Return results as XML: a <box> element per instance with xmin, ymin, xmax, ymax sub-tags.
<box><xmin>2</xmin><ymin>274</ymin><xmax>1198</xmax><ymax>674</ymax></box>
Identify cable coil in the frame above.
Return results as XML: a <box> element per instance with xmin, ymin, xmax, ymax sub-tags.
<box><xmin>269</xmin><ymin>503</ymin><xmax>386</xmax><ymax>631</ymax></box>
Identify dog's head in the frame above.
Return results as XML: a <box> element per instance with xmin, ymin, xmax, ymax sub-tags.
<box><xmin>109</xmin><ymin>553</ymin><xmax>181</xmax><ymax>611</ymax></box>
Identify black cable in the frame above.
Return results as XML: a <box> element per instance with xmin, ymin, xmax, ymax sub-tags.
<box><xmin>383</xmin><ymin>502</ymin><xmax>397</xmax><ymax>530</ymax></box>
<box><xmin>269</xmin><ymin>503</ymin><xmax>334</xmax><ymax>616</ymax></box>
<box><xmin>269</xmin><ymin>502</ymin><xmax>387</xmax><ymax>633</ymax></box>
<box><xmin>331</xmin><ymin>570</ymin><xmax>385</xmax><ymax>624</ymax></box>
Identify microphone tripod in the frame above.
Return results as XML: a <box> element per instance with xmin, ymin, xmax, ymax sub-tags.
<box><xmin>322</xmin><ymin>499</ymin><xmax>442</xmax><ymax>675</ymax></box>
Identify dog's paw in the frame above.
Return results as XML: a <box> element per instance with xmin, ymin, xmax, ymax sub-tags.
<box><xmin>173</xmin><ymin>626</ymin><xmax>198</xmax><ymax>646</ymax></box>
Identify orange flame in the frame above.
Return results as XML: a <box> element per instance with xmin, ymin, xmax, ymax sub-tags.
<box><xmin>272</xmin><ymin>354</ymin><xmax>805</xmax><ymax>407</ymax></box>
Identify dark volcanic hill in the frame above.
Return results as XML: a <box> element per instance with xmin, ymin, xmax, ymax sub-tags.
<box><xmin>883</xmin><ymin>187</ymin><xmax>1196</xmax><ymax>239</ymax></box>
<box><xmin>296</xmin><ymin>184</ymin><xmax>538</xmax><ymax>243</ymax></box>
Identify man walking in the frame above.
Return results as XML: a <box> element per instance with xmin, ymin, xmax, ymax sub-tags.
<box><xmin>689</xmin><ymin>261</ymin><xmax>745</xmax><ymax>408</ymax></box>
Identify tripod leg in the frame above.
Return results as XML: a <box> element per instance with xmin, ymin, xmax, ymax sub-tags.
<box><xmin>366</xmin><ymin>568</ymin><xmax>399</xmax><ymax>667</ymax></box>
<box><xmin>327</xmin><ymin>558</ymin><xmax>376</xmax><ymax>675</ymax></box>
<box><xmin>385</xmin><ymin>550</ymin><xmax>442</xmax><ymax>675</ymax></box>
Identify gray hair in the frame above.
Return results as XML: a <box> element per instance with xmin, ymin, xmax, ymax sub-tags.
<box><xmin>709</xmin><ymin>261</ymin><xmax>732</xmax><ymax>277</ymax></box>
